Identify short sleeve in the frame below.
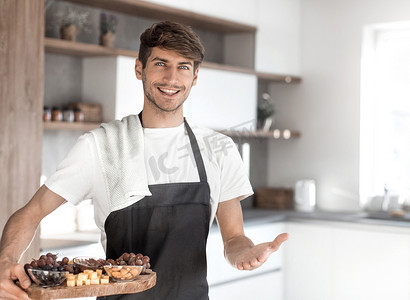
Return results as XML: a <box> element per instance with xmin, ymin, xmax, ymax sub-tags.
<box><xmin>217</xmin><ymin>137</ymin><xmax>253</xmax><ymax>202</ymax></box>
<box><xmin>45</xmin><ymin>133</ymin><xmax>95</xmax><ymax>205</ymax></box>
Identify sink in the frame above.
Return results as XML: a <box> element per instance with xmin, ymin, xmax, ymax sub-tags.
<box><xmin>357</xmin><ymin>211</ymin><xmax>410</xmax><ymax>222</ymax></box>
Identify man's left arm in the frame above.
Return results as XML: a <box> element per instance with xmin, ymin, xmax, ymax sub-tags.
<box><xmin>216</xmin><ymin>197</ymin><xmax>289</xmax><ymax>270</ymax></box>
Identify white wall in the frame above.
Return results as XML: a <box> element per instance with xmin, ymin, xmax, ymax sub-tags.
<box><xmin>267</xmin><ymin>0</ymin><xmax>410</xmax><ymax>211</ymax></box>
<box><xmin>254</xmin><ymin>0</ymin><xmax>301</xmax><ymax>75</ymax></box>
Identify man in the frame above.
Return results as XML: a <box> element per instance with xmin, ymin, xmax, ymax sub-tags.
<box><xmin>0</xmin><ymin>21</ymin><xmax>288</xmax><ymax>299</ymax></box>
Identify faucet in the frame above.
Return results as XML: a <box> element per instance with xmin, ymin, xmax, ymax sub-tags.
<box><xmin>381</xmin><ymin>184</ymin><xmax>390</xmax><ymax>212</ymax></box>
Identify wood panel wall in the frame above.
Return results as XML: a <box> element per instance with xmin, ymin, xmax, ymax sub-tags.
<box><xmin>0</xmin><ymin>0</ymin><xmax>44</xmax><ymax>262</ymax></box>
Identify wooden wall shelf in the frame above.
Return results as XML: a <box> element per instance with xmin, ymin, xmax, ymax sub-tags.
<box><xmin>44</xmin><ymin>38</ymin><xmax>301</xmax><ymax>84</ymax></box>
<box><xmin>219</xmin><ymin>129</ymin><xmax>301</xmax><ymax>139</ymax></box>
<box><xmin>59</xmin><ymin>0</ymin><xmax>257</xmax><ymax>34</ymax></box>
<box><xmin>43</xmin><ymin>120</ymin><xmax>300</xmax><ymax>140</ymax></box>
<box><xmin>44</xmin><ymin>38</ymin><xmax>138</xmax><ymax>57</ymax></box>
<box><xmin>43</xmin><ymin>121</ymin><xmax>100</xmax><ymax>131</ymax></box>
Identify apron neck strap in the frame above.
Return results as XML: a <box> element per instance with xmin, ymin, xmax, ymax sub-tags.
<box><xmin>184</xmin><ymin>118</ymin><xmax>207</xmax><ymax>183</ymax></box>
<box><xmin>138</xmin><ymin>112</ymin><xmax>208</xmax><ymax>183</ymax></box>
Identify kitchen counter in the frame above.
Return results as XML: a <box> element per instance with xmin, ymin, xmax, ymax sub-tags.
<box><xmin>240</xmin><ymin>208</ymin><xmax>410</xmax><ymax>229</ymax></box>
<box><xmin>43</xmin><ymin>208</ymin><xmax>410</xmax><ymax>251</ymax></box>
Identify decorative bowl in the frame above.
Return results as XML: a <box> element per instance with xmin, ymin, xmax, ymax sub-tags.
<box><xmin>73</xmin><ymin>256</ymin><xmax>107</xmax><ymax>272</ymax></box>
<box><xmin>103</xmin><ymin>265</ymin><xmax>143</xmax><ymax>282</ymax></box>
<box><xmin>27</xmin><ymin>268</ymin><xmax>68</xmax><ymax>287</ymax></box>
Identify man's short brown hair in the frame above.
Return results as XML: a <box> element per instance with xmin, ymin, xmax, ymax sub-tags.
<box><xmin>138</xmin><ymin>21</ymin><xmax>205</xmax><ymax>71</ymax></box>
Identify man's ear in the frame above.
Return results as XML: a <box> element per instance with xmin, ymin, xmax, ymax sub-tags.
<box><xmin>135</xmin><ymin>59</ymin><xmax>143</xmax><ymax>80</ymax></box>
<box><xmin>192</xmin><ymin>67</ymin><xmax>199</xmax><ymax>86</ymax></box>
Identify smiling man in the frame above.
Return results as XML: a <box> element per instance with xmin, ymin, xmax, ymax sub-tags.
<box><xmin>0</xmin><ymin>21</ymin><xmax>288</xmax><ymax>300</ymax></box>
<box><xmin>137</xmin><ymin>47</ymin><xmax>198</xmax><ymax>118</ymax></box>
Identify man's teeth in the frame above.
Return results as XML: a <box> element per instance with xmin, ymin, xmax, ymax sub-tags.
<box><xmin>159</xmin><ymin>88</ymin><xmax>179</xmax><ymax>95</ymax></box>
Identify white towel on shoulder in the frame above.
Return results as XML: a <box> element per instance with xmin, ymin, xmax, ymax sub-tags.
<box><xmin>91</xmin><ymin>114</ymin><xmax>151</xmax><ymax>212</ymax></box>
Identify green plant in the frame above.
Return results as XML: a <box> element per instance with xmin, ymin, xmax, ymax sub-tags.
<box><xmin>100</xmin><ymin>13</ymin><xmax>118</xmax><ymax>34</ymax></box>
<box><xmin>257</xmin><ymin>93</ymin><xmax>275</xmax><ymax>120</ymax></box>
<box><xmin>55</xmin><ymin>7</ymin><xmax>90</xmax><ymax>28</ymax></box>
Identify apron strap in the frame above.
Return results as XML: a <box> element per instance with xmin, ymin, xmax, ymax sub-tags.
<box><xmin>184</xmin><ymin>118</ymin><xmax>208</xmax><ymax>183</ymax></box>
<box><xmin>138</xmin><ymin>112</ymin><xmax>207</xmax><ymax>183</ymax></box>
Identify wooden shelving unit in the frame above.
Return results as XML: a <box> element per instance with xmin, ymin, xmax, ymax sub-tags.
<box><xmin>59</xmin><ymin>0</ymin><xmax>257</xmax><ymax>34</ymax></box>
<box><xmin>44</xmin><ymin>38</ymin><xmax>301</xmax><ymax>136</ymax></box>
<box><xmin>44</xmin><ymin>37</ymin><xmax>138</xmax><ymax>57</ymax></box>
<box><xmin>43</xmin><ymin>121</ymin><xmax>101</xmax><ymax>131</ymax></box>
<box><xmin>44</xmin><ymin>38</ymin><xmax>301</xmax><ymax>84</ymax></box>
<box><xmin>45</xmin><ymin>0</ymin><xmax>301</xmax><ymax>136</ymax></box>
<box><xmin>257</xmin><ymin>71</ymin><xmax>301</xmax><ymax>84</ymax></box>
<box><xmin>219</xmin><ymin>129</ymin><xmax>301</xmax><ymax>139</ymax></box>
<box><xmin>43</xmin><ymin>121</ymin><xmax>300</xmax><ymax>139</ymax></box>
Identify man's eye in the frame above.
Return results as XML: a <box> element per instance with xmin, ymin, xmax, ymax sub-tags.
<box><xmin>155</xmin><ymin>62</ymin><xmax>165</xmax><ymax>66</ymax></box>
<box><xmin>180</xmin><ymin>66</ymin><xmax>189</xmax><ymax>70</ymax></box>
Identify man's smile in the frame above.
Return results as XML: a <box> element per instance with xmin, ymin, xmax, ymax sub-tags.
<box><xmin>158</xmin><ymin>87</ymin><xmax>180</xmax><ymax>96</ymax></box>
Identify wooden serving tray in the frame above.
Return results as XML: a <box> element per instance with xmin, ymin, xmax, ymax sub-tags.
<box><xmin>25</xmin><ymin>272</ymin><xmax>156</xmax><ymax>299</ymax></box>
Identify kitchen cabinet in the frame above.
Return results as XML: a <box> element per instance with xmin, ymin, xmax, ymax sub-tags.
<box><xmin>283</xmin><ymin>222</ymin><xmax>334</xmax><ymax>300</ymax></box>
<box><xmin>209</xmin><ymin>271</ymin><xmax>283</xmax><ymax>300</ymax></box>
<box><xmin>284</xmin><ymin>221</ymin><xmax>410</xmax><ymax>300</ymax></box>
<box><xmin>185</xmin><ymin>68</ymin><xmax>258</xmax><ymax>131</ymax></box>
<box><xmin>332</xmin><ymin>226</ymin><xmax>410</xmax><ymax>300</ymax></box>
<box><xmin>207</xmin><ymin>222</ymin><xmax>285</xmax><ymax>300</ymax></box>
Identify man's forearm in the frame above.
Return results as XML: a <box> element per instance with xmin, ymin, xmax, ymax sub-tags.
<box><xmin>0</xmin><ymin>185</ymin><xmax>66</xmax><ymax>264</ymax></box>
<box><xmin>0</xmin><ymin>207</ymin><xmax>40</xmax><ymax>264</ymax></box>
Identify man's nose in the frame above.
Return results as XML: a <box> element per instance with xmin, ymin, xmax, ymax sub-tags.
<box><xmin>163</xmin><ymin>68</ymin><xmax>178</xmax><ymax>85</ymax></box>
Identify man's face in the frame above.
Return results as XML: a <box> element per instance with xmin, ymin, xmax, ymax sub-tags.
<box><xmin>135</xmin><ymin>47</ymin><xmax>199</xmax><ymax>114</ymax></box>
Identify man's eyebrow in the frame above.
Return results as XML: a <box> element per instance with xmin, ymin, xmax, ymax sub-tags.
<box><xmin>151</xmin><ymin>57</ymin><xmax>167</xmax><ymax>62</ymax></box>
<box><xmin>151</xmin><ymin>57</ymin><xmax>192</xmax><ymax>66</ymax></box>
<box><xmin>179</xmin><ymin>61</ymin><xmax>193</xmax><ymax>66</ymax></box>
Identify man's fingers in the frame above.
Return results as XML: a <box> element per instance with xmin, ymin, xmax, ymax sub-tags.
<box><xmin>236</xmin><ymin>257</ymin><xmax>261</xmax><ymax>270</ymax></box>
<box><xmin>249</xmin><ymin>257</ymin><xmax>259</xmax><ymax>267</ymax></box>
<box><xmin>270</xmin><ymin>233</ymin><xmax>289</xmax><ymax>250</ymax></box>
<box><xmin>12</xmin><ymin>265</ymin><xmax>31</xmax><ymax>289</ymax></box>
<box><xmin>0</xmin><ymin>279</ymin><xmax>30</xmax><ymax>300</ymax></box>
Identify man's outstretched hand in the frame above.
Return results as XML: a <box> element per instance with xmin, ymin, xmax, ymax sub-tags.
<box><xmin>234</xmin><ymin>233</ymin><xmax>289</xmax><ymax>270</ymax></box>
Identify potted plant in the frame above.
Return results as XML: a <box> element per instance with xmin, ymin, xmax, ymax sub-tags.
<box><xmin>55</xmin><ymin>7</ymin><xmax>90</xmax><ymax>41</ymax></box>
<box><xmin>99</xmin><ymin>13</ymin><xmax>118</xmax><ymax>48</ymax></box>
<box><xmin>257</xmin><ymin>93</ymin><xmax>275</xmax><ymax>131</ymax></box>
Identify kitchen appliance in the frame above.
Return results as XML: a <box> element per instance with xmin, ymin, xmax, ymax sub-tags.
<box><xmin>294</xmin><ymin>180</ymin><xmax>316</xmax><ymax>212</ymax></box>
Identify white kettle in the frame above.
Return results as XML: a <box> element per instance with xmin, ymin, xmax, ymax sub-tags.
<box><xmin>294</xmin><ymin>180</ymin><xmax>316</xmax><ymax>212</ymax></box>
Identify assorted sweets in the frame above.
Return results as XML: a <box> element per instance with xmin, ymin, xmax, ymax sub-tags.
<box><xmin>24</xmin><ymin>252</ymin><xmax>151</xmax><ymax>288</ymax></box>
<box><xmin>104</xmin><ymin>265</ymin><xmax>144</xmax><ymax>282</ymax></box>
<box><xmin>66</xmin><ymin>269</ymin><xmax>110</xmax><ymax>287</ymax></box>
<box><xmin>73</xmin><ymin>256</ymin><xmax>108</xmax><ymax>271</ymax></box>
<box><xmin>107</xmin><ymin>252</ymin><xmax>151</xmax><ymax>273</ymax></box>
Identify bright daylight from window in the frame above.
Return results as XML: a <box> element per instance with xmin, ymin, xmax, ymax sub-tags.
<box><xmin>361</xmin><ymin>22</ymin><xmax>410</xmax><ymax>209</ymax></box>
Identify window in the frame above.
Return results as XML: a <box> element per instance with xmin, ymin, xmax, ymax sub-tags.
<box><xmin>360</xmin><ymin>22</ymin><xmax>410</xmax><ymax>206</ymax></box>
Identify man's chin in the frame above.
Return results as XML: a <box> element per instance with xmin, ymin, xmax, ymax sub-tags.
<box><xmin>148</xmin><ymin>98</ymin><xmax>184</xmax><ymax>114</ymax></box>
<box><xmin>152</xmin><ymin>103</ymin><xmax>182</xmax><ymax>114</ymax></box>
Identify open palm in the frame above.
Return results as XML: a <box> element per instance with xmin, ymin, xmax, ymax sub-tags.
<box><xmin>235</xmin><ymin>233</ymin><xmax>289</xmax><ymax>270</ymax></box>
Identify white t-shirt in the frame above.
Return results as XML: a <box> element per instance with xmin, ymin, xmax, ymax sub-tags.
<box><xmin>45</xmin><ymin>119</ymin><xmax>253</xmax><ymax>249</ymax></box>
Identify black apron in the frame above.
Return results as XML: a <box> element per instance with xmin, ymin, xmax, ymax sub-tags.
<box><xmin>101</xmin><ymin>118</ymin><xmax>210</xmax><ymax>300</ymax></box>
